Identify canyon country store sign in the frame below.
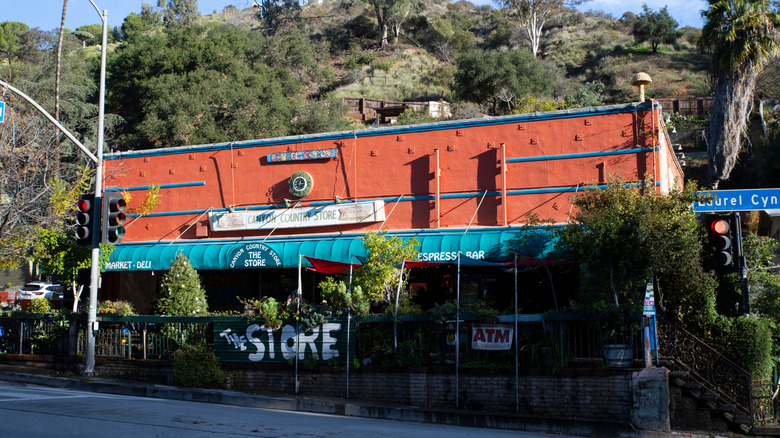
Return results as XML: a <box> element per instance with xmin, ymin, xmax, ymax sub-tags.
<box><xmin>209</xmin><ymin>201</ymin><xmax>386</xmax><ymax>232</ymax></box>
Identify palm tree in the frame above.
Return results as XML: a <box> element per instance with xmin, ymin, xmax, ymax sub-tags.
<box><xmin>54</xmin><ymin>0</ymin><xmax>68</xmax><ymax>171</ymax></box>
<box><xmin>701</xmin><ymin>0</ymin><xmax>780</xmax><ymax>187</ymax></box>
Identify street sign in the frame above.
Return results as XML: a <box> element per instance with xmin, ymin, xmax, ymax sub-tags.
<box><xmin>694</xmin><ymin>188</ymin><xmax>780</xmax><ymax>212</ymax></box>
<box><xmin>0</xmin><ymin>101</ymin><xmax>5</xmax><ymax>123</ymax></box>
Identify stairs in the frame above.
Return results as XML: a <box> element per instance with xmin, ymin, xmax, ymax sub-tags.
<box><xmin>668</xmin><ymin>369</ymin><xmax>753</xmax><ymax>434</ymax></box>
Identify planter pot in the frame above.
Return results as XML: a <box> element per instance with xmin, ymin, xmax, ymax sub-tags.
<box><xmin>603</xmin><ymin>344</ymin><xmax>633</xmax><ymax>367</ymax></box>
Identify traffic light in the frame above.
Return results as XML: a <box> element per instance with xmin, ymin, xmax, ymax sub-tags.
<box><xmin>75</xmin><ymin>194</ymin><xmax>96</xmax><ymax>246</ymax></box>
<box><xmin>101</xmin><ymin>192</ymin><xmax>126</xmax><ymax>244</ymax></box>
<box><xmin>707</xmin><ymin>215</ymin><xmax>735</xmax><ymax>270</ymax></box>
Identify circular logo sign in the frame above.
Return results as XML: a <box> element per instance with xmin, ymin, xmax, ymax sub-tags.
<box><xmin>289</xmin><ymin>171</ymin><xmax>313</xmax><ymax>198</ymax></box>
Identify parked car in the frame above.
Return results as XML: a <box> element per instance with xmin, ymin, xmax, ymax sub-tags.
<box><xmin>17</xmin><ymin>282</ymin><xmax>64</xmax><ymax>300</ymax></box>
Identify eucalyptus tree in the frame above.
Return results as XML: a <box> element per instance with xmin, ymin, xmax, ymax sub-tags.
<box><xmin>701</xmin><ymin>0</ymin><xmax>780</xmax><ymax>187</ymax></box>
<box><xmin>493</xmin><ymin>0</ymin><xmax>589</xmax><ymax>57</ymax></box>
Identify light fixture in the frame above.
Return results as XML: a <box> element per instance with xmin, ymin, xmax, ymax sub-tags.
<box><xmin>284</xmin><ymin>199</ymin><xmax>293</xmax><ymax>208</ymax></box>
<box><xmin>334</xmin><ymin>196</ymin><xmax>342</xmax><ymax>204</ymax></box>
<box><xmin>228</xmin><ymin>205</ymin><xmax>235</xmax><ymax>213</ymax></box>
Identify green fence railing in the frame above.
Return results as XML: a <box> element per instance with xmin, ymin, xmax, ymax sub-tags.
<box><xmin>0</xmin><ymin>313</ymin><xmax>644</xmax><ymax>369</ymax></box>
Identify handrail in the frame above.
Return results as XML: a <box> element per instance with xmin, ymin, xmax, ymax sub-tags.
<box><xmin>657</xmin><ymin>318</ymin><xmax>754</xmax><ymax>424</ymax></box>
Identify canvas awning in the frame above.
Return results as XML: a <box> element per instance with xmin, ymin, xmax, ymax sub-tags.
<box><xmin>105</xmin><ymin>228</ymin><xmax>554</xmax><ymax>272</ymax></box>
<box><xmin>305</xmin><ymin>256</ymin><xmax>362</xmax><ymax>273</ymax></box>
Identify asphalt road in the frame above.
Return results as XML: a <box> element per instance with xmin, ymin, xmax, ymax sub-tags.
<box><xmin>0</xmin><ymin>381</ymin><xmax>583</xmax><ymax>438</ymax></box>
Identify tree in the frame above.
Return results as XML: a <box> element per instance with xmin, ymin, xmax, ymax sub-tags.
<box><xmin>701</xmin><ymin>0</ymin><xmax>780</xmax><ymax>187</ymax></box>
<box><xmin>360</xmin><ymin>0</ymin><xmax>416</xmax><ymax>48</ymax></box>
<box><xmin>558</xmin><ymin>175</ymin><xmax>713</xmax><ymax>325</ymax></box>
<box><xmin>107</xmin><ymin>24</ymin><xmax>335</xmax><ymax>149</ymax></box>
<box><xmin>35</xmin><ymin>229</ymin><xmax>113</xmax><ymax>313</ymax></box>
<box><xmin>0</xmin><ymin>21</ymin><xmax>30</xmax><ymax>61</ymax></box>
<box><xmin>156</xmin><ymin>254</ymin><xmax>208</xmax><ymax>316</ymax></box>
<box><xmin>158</xmin><ymin>0</ymin><xmax>199</xmax><ymax>28</ymax></box>
<box><xmin>352</xmin><ymin>231</ymin><xmax>419</xmax><ymax>305</ymax></box>
<box><xmin>494</xmin><ymin>0</ymin><xmax>589</xmax><ymax>57</ymax></box>
<box><xmin>454</xmin><ymin>49</ymin><xmax>557</xmax><ymax>113</ymax></box>
<box><xmin>55</xmin><ymin>0</ymin><xmax>68</xmax><ymax>164</ymax></box>
<box><xmin>632</xmin><ymin>5</ymin><xmax>678</xmax><ymax>53</ymax></box>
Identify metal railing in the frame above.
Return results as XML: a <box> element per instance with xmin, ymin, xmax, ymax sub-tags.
<box><xmin>1</xmin><ymin>313</ymin><xmax>643</xmax><ymax>369</ymax></box>
<box><xmin>657</xmin><ymin>318</ymin><xmax>774</xmax><ymax>426</ymax></box>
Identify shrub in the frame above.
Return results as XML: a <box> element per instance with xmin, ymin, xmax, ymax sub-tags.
<box><xmin>97</xmin><ymin>300</ymin><xmax>136</xmax><ymax>316</ymax></box>
<box><xmin>241</xmin><ymin>297</ymin><xmax>285</xmax><ymax>329</ymax></box>
<box><xmin>172</xmin><ymin>344</ymin><xmax>229</xmax><ymax>388</ymax></box>
<box><xmin>303</xmin><ymin>354</ymin><xmax>318</xmax><ymax>371</ymax></box>
<box><xmin>25</xmin><ymin>298</ymin><xmax>52</xmax><ymax>315</ymax></box>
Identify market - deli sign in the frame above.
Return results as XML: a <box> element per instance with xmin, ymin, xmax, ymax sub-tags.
<box><xmin>471</xmin><ymin>323</ymin><xmax>513</xmax><ymax>350</ymax></box>
<box><xmin>209</xmin><ymin>200</ymin><xmax>385</xmax><ymax>231</ymax></box>
<box><xmin>267</xmin><ymin>148</ymin><xmax>337</xmax><ymax>163</ymax></box>
<box><xmin>214</xmin><ymin>320</ymin><xmax>353</xmax><ymax>363</ymax></box>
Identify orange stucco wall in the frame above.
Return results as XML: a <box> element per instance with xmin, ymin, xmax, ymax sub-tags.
<box><xmin>104</xmin><ymin>102</ymin><xmax>684</xmax><ymax>244</ymax></box>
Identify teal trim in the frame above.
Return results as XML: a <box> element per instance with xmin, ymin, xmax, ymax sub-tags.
<box><xmin>107</xmin><ymin>182</ymin><xmax>206</xmax><ymax>192</ymax></box>
<box><xmin>506</xmin><ymin>147</ymin><xmax>654</xmax><ymax>163</ymax></box>
<box><xmin>106</xmin><ymin>227</ymin><xmax>558</xmax><ymax>272</ymax></box>
<box><xmin>104</xmin><ymin>102</ymin><xmax>653</xmax><ymax>160</ymax></box>
<box><xmin>127</xmin><ymin>182</ymin><xmax>659</xmax><ymax>219</ymax></box>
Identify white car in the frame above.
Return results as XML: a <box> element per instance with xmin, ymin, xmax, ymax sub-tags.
<box><xmin>17</xmin><ymin>282</ymin><xmax>65</xmax><ymax>300</ymax></box>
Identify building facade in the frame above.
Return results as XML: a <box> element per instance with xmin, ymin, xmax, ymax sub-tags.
<box><xmin>102</xmin><ymin>101</ymin><xmax>683</xmax><ymax>313</ymax></box>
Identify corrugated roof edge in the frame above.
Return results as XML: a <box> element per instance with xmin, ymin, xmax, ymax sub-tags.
<box><xmin>104</xmin><ymin>101</ymin><xmax>656</xmax><ymax>160</ymax></box>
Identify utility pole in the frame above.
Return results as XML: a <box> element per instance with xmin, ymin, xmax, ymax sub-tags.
<box><xmin>0</xmin><ymin>0</ymin><xmax>108</xmax><ymax>376</ymax></box>
<box><xmin>84</xmin><ymin>0</ymin><xmax>108</xmax><ymax>375</ymax></box>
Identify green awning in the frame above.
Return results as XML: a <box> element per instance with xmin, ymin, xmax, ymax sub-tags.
<box><xmin>105</xmin><ymin>228</ymin><xmax>556</xmax><ymax>272</ymax></box>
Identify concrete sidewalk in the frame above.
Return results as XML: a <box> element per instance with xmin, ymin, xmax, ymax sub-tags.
<box><xmin>0</xmin><ymin>370</ymin><xmax>743</xmax><ymax>438</ymax></box>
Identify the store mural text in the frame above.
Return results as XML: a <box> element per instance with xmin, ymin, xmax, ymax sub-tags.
<box><xmin>214</xmin><ymin>321</ymin><xmax>352</xmax><ymax>363</ymax></box>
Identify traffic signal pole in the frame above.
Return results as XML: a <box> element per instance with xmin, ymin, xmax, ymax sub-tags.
<box><xmin>85</xmin><ymin>2</ymin><xmax>108</xmax><ymax>375</ymax></box>
<box><xmin>734</xmin><ymin>213</ymin><xmax>750</xmax><ymax>315</ymax></box>
<box><xmin>0</xmin><ymin>3</ymin><xmax>107</xmax><ymax>376</ymax></box>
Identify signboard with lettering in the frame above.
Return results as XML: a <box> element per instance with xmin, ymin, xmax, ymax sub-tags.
<box><xmin>267</xmin><ymin>148</ymin><xmax>338</xmax><ymax>163</ymax></box>
<box><xmin>229</xmin><ymin>243</ymin><xmax>283</xmax><ymax>269</ymax></box>
<box><xmin>214</xmin><ymin>319</ymin><xmax>354</xmax><ymax>363</ymax></box>
<box><xmin>209</xmin><ymin>200</ymin><xmax>385</xmax><ymax>232</ymax></box>
<box><xmin>471</xmin><ymin>323</ymin><xmax>513</xmax><ymax>350</ymax></box>
<box><xmin>643</xmin><ymin>279</ymin><xmax>655</xmax><ymax>316</ymax></box>
<box><xmin>694</xmin><ymin>189</ymin><xmax>780</xmax><ymax>212</ymax></box>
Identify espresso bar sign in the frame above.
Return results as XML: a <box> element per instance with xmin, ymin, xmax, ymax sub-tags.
<box><xmin>209</xmin><ymin>200</ymin><xmax>386</xmax><ymax>231</ymax></box>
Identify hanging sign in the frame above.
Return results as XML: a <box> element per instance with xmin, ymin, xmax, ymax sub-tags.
<box><xmin>0</xmin><ymin>101</ymin><xmax>5</xmax><ymax>123</ymax></box>
<box><xmin>209</xmin><ymin>200</ymin><xmax>385</xmax><ymax>232</ymax></box>
<box><xmin>267</xmin><ymin>148</ymin><xmax>338</xmax><ymax>163</ymax></box>
<box><xmin>229</xmin><ymin>243</ymin><xmax>283</xmax><ymax>269</ymax></box>
<box><xmin>643</xmin><ymin>279</ymin><xmax>656</xmax><ymax>316</ymax></box>
<box><xmin>471</xmin><ymin>323</ymin><xmax>513</xmax><ymax>350</ymax></box>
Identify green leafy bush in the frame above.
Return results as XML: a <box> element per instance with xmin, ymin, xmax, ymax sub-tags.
<box><xmin>25</xmin><ymin>298</ymin><xmax>53</xmax><ymax>315</ymax></box>
<box><xmin>241</xmin><ymin>297</ymin><xmax>284</xmax><ymax>329</ymax></box>
<box><xmin>303</xmin><ymin>354</ymin><xmax>318</xmax><ymax>371</ymax></box>
<box><xmin>97</xmin><ymin>300</ymin><xmax>136</xmax><ymax>316</ymax></box>
<box><xmin>172</xmin><ymin>344</ymin><xmax>229</xmax><ymax>388</ymax></box>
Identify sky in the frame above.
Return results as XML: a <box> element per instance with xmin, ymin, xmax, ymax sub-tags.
<box><xmin>0</xmin><ymin>0</ymin><xmax>707</xmax><ymax>32</ymax></box>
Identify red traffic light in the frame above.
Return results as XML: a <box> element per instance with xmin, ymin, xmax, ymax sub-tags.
<box><xmin>710</xmin><ymin>219</ymin><xmax>730</xmax><ymax>235</ymax></box>
<box><xmin>75</xmin><ymin>194</ymin><xmax>96</xmax><ymax>246</ymax></box>
<box><xmin>77</xmin><ymin>198</ymin><xmax>91</xmax><ymax>212</ymax></box>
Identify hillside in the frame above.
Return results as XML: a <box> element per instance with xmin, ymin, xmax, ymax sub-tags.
<box><xmin>0</xmin><ymin>0</ymin><xmax>717</xmax><ymax>157</ymax></box>
<box><xmin>207</xmin><ymin>2</ymin><xmax>710</xmax><ymax>105</ymax></box>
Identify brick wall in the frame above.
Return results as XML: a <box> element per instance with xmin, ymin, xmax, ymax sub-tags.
<box><xmin>226</xmin><ymin>364</ymin><xmax>633</xmax><ymax>421</ymax></box>
<box><xmin>0</xmin><ymin>354</ymin><xmax>635</xmax><ymax>423</ymax></box>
